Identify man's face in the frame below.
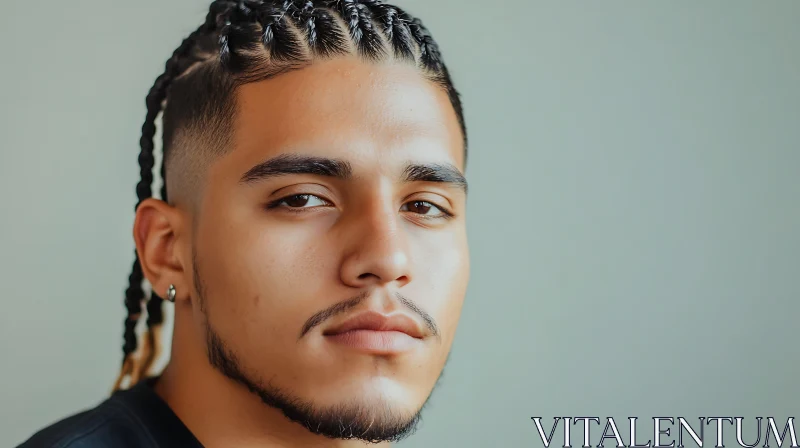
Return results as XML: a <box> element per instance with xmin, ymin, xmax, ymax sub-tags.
<box><xmin>188</xmin><ymin>56</ymin><xmax>469</xmax><ymax>438</ymax></box>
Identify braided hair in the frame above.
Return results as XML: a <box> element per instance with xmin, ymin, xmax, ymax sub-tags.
<box><xmin>114</xmin><ymin>0</ymin><xmax>467</xmax><ymax>391</ymax></box>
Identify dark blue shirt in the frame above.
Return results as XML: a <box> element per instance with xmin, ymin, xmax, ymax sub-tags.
<box><xmin>17</xmin><ymin>378</ymin><xmax>203</xmax><ymax>447</ymax></box>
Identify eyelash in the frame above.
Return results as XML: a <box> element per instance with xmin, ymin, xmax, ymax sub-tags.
<box><xmin>265</xmin><ymin>194</ymin><xmax>455</xmax><ymax>220</ymax></box>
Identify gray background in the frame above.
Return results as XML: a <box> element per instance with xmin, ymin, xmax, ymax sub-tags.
<box><xmin>1</xmin><ymin>1</ymin><xmax>798</xmax><ymax>446</ymax></box>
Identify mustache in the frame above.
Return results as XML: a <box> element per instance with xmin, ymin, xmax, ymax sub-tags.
<box><xmin>298</xmin><ymin>291</ymin><xmax>440</xmax><ymax>340</ymax></box>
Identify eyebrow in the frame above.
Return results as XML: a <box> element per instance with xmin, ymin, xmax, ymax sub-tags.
<box><xmin>401</xmin><ymin>162</ymin><xmax>468</xmax><ymax>194</ymax></box>
<box><xmin>240</xmin><ymin>154</ymin><xmax>353</xmax><ymax>183</ymax></box>
<box><xmin>240</xmin><ymin>154</ymin><xmax>468</xmax><ymax>193</ymax></box>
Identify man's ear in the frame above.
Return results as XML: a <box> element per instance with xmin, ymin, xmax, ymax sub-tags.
<box><xmin>133</xmin><ymin>198</ymin><xmax>190</xmax><ymax>302</ymax></box>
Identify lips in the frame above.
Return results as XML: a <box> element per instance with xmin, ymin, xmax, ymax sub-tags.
<box><xmin>322</xmin><ymin>311</ymin><xmax>426</xmax><ymax>354</ymax></box>
<box><xmin>322</xmin><ymin>312</ymin><xmax>425</xmax><ymax>339</ymax></box>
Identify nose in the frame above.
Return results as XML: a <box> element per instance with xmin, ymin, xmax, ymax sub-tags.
<box><xmin>339</xmin><ymin>202</ymin><xmax>412</xmax><ymax>289</ymax></box>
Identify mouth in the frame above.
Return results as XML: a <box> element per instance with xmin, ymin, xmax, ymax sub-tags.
<box><xmin>322</xmin><ymin>311</ymin><xmax>425</xmax><ymax>355</ymax></box>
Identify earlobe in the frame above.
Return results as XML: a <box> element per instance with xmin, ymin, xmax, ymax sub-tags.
<box><xmin>133</xmin><ymin>198</ymin><xmax>189</xmax><ymax>300</ymax></box>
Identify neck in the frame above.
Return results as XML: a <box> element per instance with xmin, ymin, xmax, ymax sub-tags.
<box><xmin>154</xmin><ymin>314</ymin><xmax>391</xmax><ymax>448</ymax></box>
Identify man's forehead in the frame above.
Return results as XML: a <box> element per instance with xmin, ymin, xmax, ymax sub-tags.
<box><xmin>229</xmin><ymin>58</ymin><xmax>465</xmax><ymax>170</ymax></box>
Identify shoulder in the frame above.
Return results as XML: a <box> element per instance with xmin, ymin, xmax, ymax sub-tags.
<box><xmin>16</xmin><ymin>399</ymin><xmax>153</xmax><ymax>448</ymax></box>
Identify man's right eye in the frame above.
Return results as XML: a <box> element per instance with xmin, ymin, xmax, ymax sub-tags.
<box><xmin>267</xmin><ymin>194</ymin><xmax>331</xmax><ymax>210</ymax></box>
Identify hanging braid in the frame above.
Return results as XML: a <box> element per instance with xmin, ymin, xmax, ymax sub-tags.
<box><xmin>113</xmin><ymin>11</ymin><xmax>221</xmax><ymax>391</ymax></box>
<box><xmin>115</xmin><ymin>0</ymin><xmax>467</xmax><ymax>391</ymax></box>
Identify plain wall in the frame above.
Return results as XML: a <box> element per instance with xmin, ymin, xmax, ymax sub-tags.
<box><xmin>1</xmin><ymin>1</ymin><xmax>799</xmax><ymax>446</ymax></box>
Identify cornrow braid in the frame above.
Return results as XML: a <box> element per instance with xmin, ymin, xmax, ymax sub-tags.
<box><xmin>258</xmin><ymin>1</ymin><xmax>305</xmax><ymax>60</ymax></box>
<box><xmin>361</xmin><ymin>1</ymin><xmax>415</xmax><ymax>62</ymax></box>
<box><xmin>116</xmin><ymin>0</ymin><xmax>467</xmax><ymax>391</ymax></box>
<box><xmin>401</xmin><ymin>10</ymin><xmax>443</xmax><ymax>72</ymax></box>
<box><xmin>299</xmin><ymin>2</ymin><xmax>349</xmax><ymax>57</ymax></box>
<box><xmin>323</xmin><ymin>0</ymin><xmax>385</xmax><ymax>60</ymax></box>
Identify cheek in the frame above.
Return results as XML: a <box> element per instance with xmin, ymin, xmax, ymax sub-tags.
<box><xmin>201</xmin><ymin>213</ymin><xmax>336</xmax><ymax>347</ymax></box>
<box><xmin>412</xmin><ymin>231</ymin><xmax>469</xmax><ymax>342</ymax></box>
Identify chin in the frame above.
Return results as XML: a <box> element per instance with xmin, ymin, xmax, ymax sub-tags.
<box><xmin>311</xmin><ymin>375</ymin><xmax>425</xmax><ymax>414</ymax></box>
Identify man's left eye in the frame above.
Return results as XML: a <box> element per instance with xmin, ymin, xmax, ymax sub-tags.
<box><xmin>401</xmin><ymin>200</ymin><xmax>448</xmax><ymax>218</ymax></box>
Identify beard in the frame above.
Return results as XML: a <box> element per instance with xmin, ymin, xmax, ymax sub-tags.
<box><xmin>192</xmin><ymin>249</ymin><xmax>440</xmax><ymax>443</ymax></box>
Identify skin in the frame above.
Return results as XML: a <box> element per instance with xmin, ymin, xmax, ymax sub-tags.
<box><xmin>134</xmin><ymin>55</ymin><xmax>469</xmax><ymax>447</ymax></box>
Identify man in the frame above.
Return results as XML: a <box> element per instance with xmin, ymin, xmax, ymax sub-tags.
<box><xmin>20</xmin><ymin>0</ymin><xmax>469</xmax><ymax>446</ymax></box>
